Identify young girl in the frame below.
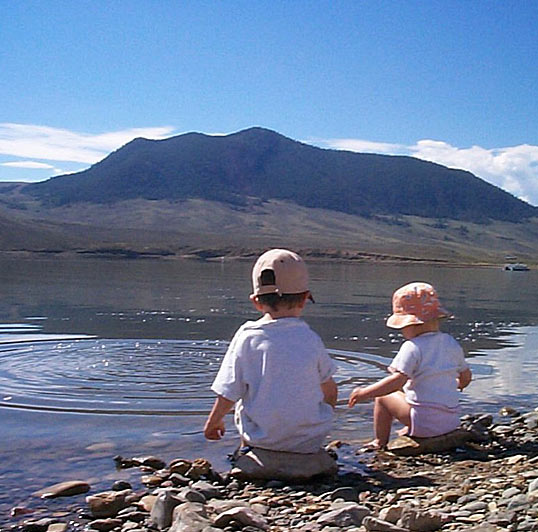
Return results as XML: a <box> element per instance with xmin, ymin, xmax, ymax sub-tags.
<box><xmin>348</xmin><ymin>282</ymin><xmax>472</xmax><ymax>450</ymax></box>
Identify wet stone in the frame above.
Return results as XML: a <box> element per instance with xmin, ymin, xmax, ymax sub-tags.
<box><xmin>86</xmin><ymin>489</ymin><xmax>132</xmax><ymax>518</ymax></box>
<box><xmin>131</xmin><ymin>455</ymin><xmax>167</xmax><ymax>470</ymax></box>
<box><xmin>35</xmin><ymin>480</ymin><xmax>91</xmax><ymax>499</ymax></box>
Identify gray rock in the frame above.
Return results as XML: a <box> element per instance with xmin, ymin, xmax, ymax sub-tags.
<box><xmin>213</xmin><ymin>507</ymin><xmax>269</xmax><ymax>530</ymax></box>
<box><xmin>317</xmin><ymin>502</ymin><xmax>370</xmax><ymax>527</ymax></box>
<box><xmin>363</xmin><ymin>516</ymin><xmax>408</xmax><ymax>532</ymax></box>
<box><xmin>491</xmin><ymin>425</ymin><xmax>514</xmax><ymax>436</ymax></box>
<box><xmin>150</xmin><ymin>489</ymin><xmax>183</xmax><ymax>529</ymax></box>
<box><xmin>387</xmin><ymin>428</ymin><xmax>472</xmax><ymax>456</ymax></box>
<box><xmin>460</xmin><ymin>501</ymin><xmax>488</xmax><ymax>512</ymax></box>
<box><xmin>506</xmin><ymin>493</ymin><xmax>529</xmax><ymax>511</ymax></box>
<box><xmin>517</xmin><ymin>518</ymin><xmax>538</xmax><ymax>531</ymax></box>
<box><xmin>190</xmin><ymin>480</ymin><xmax>222</xmax><ymax>499</ymax></box>
<box><xmin>111</xmin><ymin>480</ymin><xmax>132</xmax><ymax>491</ymax></box>
<box><xmin>45</xmin><ymin>524</ymin><xmax>68</xmax><ymax>532</ymax></box>
<box><xmin>231</xmin><ymin>447</ymin><xmax>337</xmax><ymax>481</ymax></box>
<box><xmin>34</xmin><ymin>480</ymin><xmax>91</xmax><ymax>499</ymax></box>
<box><xmin>178</xmin><ymin>487</ymin><xmax>207</xmax><ymax>504</ymax></box>
<box><xmin>185</xmin><ymin>458</ymin><xmax>211</xmax><ymax>480</ymax></box>
<box><xmin>529</xmin><ymin>477</ymin><xmax>538</xmax><ymax>493</ymax></box>
<box><xmin>170</xmin><ymin>473</ymin><xmax>191</xmax><ymax>487</ymax></box>
<box><xmin>378</xmin><ymin>504</ymin><xmax>406</xmax><ymax>524</ymax></box>
<box><xmin>329</xmin><ymin>487</ymin><xmax>359</xmax><ymax>502</ymax></box>
<box><xmin>86</xmin><ymin>489</ymin><xmax>132</xmax><ymax>518</ymax></box>
<box><xmin>87</xmin><ymin>518</ymin><xmax>122</xmax><ymax>531</ymax></box>
<box><xmin>397</xmin><ymin>508</ymin><xmax>447</xmax><ymax>531</ymax></box>
<box><xmin>523</xmin><ymin>412</ymin><xmax>538</xmax><ymax>429</ymax></box>
<box><xmin>486</xmin><ymin>511</ymin><xmax>517</xmax><ymax>526</ymax></box>
<box><xmin>116</xmin><ymin>509</ymin><xmax>146</xmax><ymax>522</ymax></box>
<box><xmin>169</xmin><ymin>459</ymin><xmax>192</xmax><ymax>476</ymax></box>
<box><xmin>457</xmin><ymin>494</ymin><xmax>478</xmax><ymax>504</ymax></box>
<box><xmin>169</xmin><ymin>502</ymin><xmax>211</xmax><ymax>532</ymax></box>
<box><xmin>132</xmin><ymin>455</ymin><xmax>167</xmax><ymax>470</ymax></box>
<box><xmin>474</xmin><ymin>413</ymin><xmax>494</xmax><ymax>426</ymax></box>
<box><xmin>207</xmin><ymin>499</ymin><xmax>250</xmax><ymax>513</ymax></box>
<box><xmin>21</xmin><ymin>517</ymin><xmax>58</xmax><ymax>532</ymax></box>
<box><xmin>466</xmin><ymin>526</ymin><xmax>506</xmax><ymax>532</ymax></box>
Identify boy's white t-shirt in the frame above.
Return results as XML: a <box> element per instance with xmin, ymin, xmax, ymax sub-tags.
<box><xmin>389</xmin><ymin>331</ymin><xmax>469</xmax><ymax>409</ymax></box>
<box><xmin>211</xmin><ymin>317</ymin><xmax>336</xmax><ymax>453</ymax></box>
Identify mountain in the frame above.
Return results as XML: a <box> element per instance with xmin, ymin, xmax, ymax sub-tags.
<box><xmin>25</xmin><ymin>127</ymin><xmax>537</xmax><ymax>223</ymax></box>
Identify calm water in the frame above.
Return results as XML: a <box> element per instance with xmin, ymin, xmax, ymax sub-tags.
<box><xmin>0</xmin><ymin>256</ymin><xmax>537</xmax><ymax>520</ymax></box>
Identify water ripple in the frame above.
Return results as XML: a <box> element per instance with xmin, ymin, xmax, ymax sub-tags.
<box><xmin>0</xmin><ymin>338</ymin><xmax>227</xmax><ymax>415</ymax></box>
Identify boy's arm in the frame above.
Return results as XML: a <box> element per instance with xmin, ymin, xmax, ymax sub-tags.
<box><xmin>204</xmin><ymin>395</ymin><xmax>235</xmax><ymax>440</ymax></box>
<box><xmin>457</xmin><ymin>368</ymin><xmax>472</xmax><ymax>391</ymax></box>
<box><xmin>348</xmin><ymin>371</ymin><xmax>408</xmax><ymax>408</ymax></box>
<box><xmin>321</xmin><ymin>377</ymin><xmax>338</xmax><ymax>407</ymax></box>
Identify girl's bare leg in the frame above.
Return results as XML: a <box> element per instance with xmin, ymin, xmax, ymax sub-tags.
<box><xmin>373</xmin><ymin>391</ymin><xmax>411</xmax><ymax>447</ymax></box>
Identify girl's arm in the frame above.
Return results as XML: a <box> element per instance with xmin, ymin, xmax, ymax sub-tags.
<box><xmin>204</xmin><ymin>395</ymin><xmax>235</xmax><ymax>440</ymax></box>
<box><xmin>457</xmin><ymin>368</ymin><xmax>472</xmax><ymax>390</ymax></box>
<box><xmin>321</xmin><ymin>377</ymin><xmax>338</xmax><ymax>407</ymax></box>
<box><xmin>348</xmin><ymin>371</ymin><xmax>408</xmax><ymax>408</ymax></box>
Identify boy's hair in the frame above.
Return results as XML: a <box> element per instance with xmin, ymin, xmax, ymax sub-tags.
<box><xmin>256</xmin><ymin>291</ymin><xmax>309</xmax><ymax>311</ymax></box>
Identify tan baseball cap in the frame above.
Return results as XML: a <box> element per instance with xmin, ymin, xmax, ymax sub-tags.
<box><xmin>251</xmin><ymin>249</ymin><xmax>311</xmax><ymax>298</ymax></box>
<box><xmin>386</xmin><ymin>282</ymin><xmax>449</xmax><ymax>329</ymax></box>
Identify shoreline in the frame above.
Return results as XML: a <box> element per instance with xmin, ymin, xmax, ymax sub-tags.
<box><xmin>8</xmin><ymin>406</ymin><xmax>538</xmax><ymax>532</ymax></box>
<box><xmin>0</xmin><ymin>248</ymin><xmax>521</xmax><ymax>269</ymax></box>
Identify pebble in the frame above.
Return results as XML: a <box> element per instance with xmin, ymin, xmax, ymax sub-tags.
<box><xmin>4</xmin><ymin>405</ymin><xmax>538</xmax><ymax>532</ymax></box>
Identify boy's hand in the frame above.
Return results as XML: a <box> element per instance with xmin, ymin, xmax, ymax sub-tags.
<box><xmin>204</xmin><ymin>419</ymin><xmax>226</xmax><ymax>440</ymax></box>
<box><xmin>204</xmin><ymin>395</ymin><xmax>234</xmax><ymax>440</ymax></box>
<box><xmin>348</xmin><ymin>387</ymin><xmax>368</xmax><ymax>408</ymax></box>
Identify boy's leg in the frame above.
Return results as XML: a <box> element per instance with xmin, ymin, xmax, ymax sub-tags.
<box><xmin>373</xmin><ymin>391</ymin><xmax>411</xmax><ymax>447</ymax></box>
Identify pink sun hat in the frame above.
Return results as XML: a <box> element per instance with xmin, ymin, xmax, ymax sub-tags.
<box><xmin>386</xmin><ymin>282</ymin><xmax>449</xmax><ymax>329</ymax></box>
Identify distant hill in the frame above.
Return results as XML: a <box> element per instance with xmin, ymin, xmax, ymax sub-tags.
<box><xmin>0</xmin><ymin>209</ymin><xmax>73</xmax><ymax>250</ymax></box>
<box><xmin>26</xmin><ymin>127</ymin><xmax>537</xmax><ymax>223</ymax></box>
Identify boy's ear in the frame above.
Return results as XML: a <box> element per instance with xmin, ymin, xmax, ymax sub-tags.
<box><xmin>249</xmin><ymin>294</ymin><xmax>263</xmax><ymax>311</ymax></box>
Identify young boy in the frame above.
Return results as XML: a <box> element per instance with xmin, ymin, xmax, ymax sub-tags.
<box><xmin>204</xmin><ymin>248</ymin><xmax>337</xmax><ymax>453</ymax></box>
<box><xmin>348</xmin><ymin>282</ymin><xmax>472</xmax><ymax>450</ymax></box>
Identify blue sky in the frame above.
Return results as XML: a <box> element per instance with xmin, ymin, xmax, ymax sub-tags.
<box><xmin>1</xmin><ymin>1</ymin><xmax>537</xmax><ymax>205</ymax></box>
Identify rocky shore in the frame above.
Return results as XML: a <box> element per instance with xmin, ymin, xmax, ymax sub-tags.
<box><xmin>8</xmin><ymin>407</ymin><xmax>538</xmax><ymax>532</ymax></box>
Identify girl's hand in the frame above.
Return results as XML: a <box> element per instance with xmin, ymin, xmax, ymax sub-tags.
<box><xmin>348</xmin><ymin>387</ymin><xmax>367</xmax><ymax>408</ymax></box>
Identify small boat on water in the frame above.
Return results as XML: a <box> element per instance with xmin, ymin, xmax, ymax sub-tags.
<box><xmin>504</xmin><ymin>263</ymin><xmax>530</xmax><ymax>271</ymax></box>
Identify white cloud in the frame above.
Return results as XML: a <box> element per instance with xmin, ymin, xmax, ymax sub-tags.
<box><xmin>320</xmin><ymin>138</ymin><xmax>403</xmax><ymax>154</ymax></box>
<box><xmin>318</xmin><ymin>137</ymin><xmax>538</xmax><ymax>207</ymax></box>
<box><xmin>0</xmin><ymin>123</ymin><xmax>177</xmax><ymax>165</ymax></box>
<box><xmin>1</xmin><ymin>160</ymin><xmax>57</xmax><ymax>169</ymax></box>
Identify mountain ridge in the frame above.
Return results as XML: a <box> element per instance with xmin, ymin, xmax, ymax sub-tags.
<box><xmin>26</xmin><ymin>127</ymin><xmax>536</xmax><ymax>223</ymax></box>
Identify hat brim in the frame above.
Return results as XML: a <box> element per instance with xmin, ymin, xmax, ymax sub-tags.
<box><xmin>386</xmin><ymin>308</ymin><xmax>449</xmax><ymax>329</ymax></box>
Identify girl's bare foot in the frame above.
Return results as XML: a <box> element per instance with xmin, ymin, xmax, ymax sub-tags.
<box><xmin>357</xmin><ymin>439</ymin><xmax>386</xmax><ymax>453</ymax></box>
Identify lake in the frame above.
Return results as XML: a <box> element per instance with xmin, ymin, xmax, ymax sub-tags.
<box><xmin>0</xmin><ymin>255</ymin><xmax>537</xmax><ymax>520</ymax></box>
